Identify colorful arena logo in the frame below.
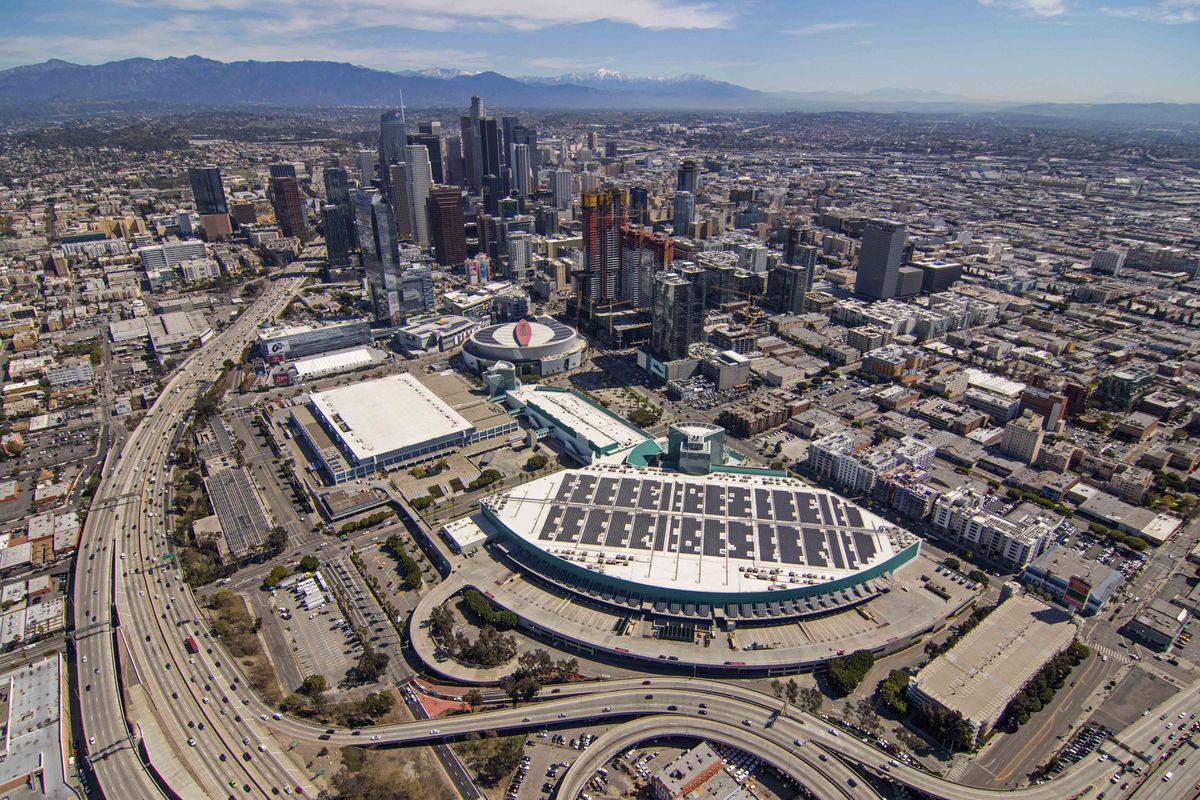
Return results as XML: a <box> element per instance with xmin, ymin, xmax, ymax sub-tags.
<box><xmin>514</xmin><ymin>318</ymin><xmax>533</xmax><ymax>348</ymax></box>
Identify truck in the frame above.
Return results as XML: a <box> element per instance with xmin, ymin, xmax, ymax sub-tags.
<box><xmin>184</xmin><ymin>636</ymin><xmax>199</xmax><ymax>655</ymax></box>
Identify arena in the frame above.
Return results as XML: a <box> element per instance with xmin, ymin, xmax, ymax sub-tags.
<box><xmin>461</xmin><ymin>316</ymin><xmax>587</xmax><ymax>376</ymax></box>
<box><xmin>480</xmin><ymin>463</ymin><xmax>920</xmax><ymax>621</ymax></box>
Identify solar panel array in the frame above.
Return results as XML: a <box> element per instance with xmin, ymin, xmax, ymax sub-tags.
<box><xmin>537</xmin><ymin>472</ymin><xmax>882</xmax><ymax>572</ymax></box>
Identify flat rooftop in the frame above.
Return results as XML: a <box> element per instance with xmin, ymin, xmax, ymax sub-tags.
<box><xmin>508</xmin><ymin>386</ymin><xmax>647</xmax><ymax>456</ymax></box>
<box><xmin>309</xmin><ymin>373</ymin><xmax>473</xmax><ymax>462</ymax></box>
<box><xmin>485</xmin><ymin>464</ymin><xmax>915</xmax><ymax>596</ymax></box>
<box><xmin>911</xmin><ymin>593</ymin><xmax>1076</xmax><ymax>729</ymax></box>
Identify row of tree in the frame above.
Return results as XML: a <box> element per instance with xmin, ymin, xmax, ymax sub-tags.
<box><xmin>1001</xmin><ymin>640</ymin><xmax>1090</xmax><ymax>727</ymax></box>
<box><xmin>383</xmin><ymin>534</ymin><xmax>422</xmax><ymax>589</ymax></box>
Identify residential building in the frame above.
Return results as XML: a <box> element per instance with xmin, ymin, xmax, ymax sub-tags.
<box><xmin>1000</xmin><ymin>411</ymin><xmax>1045</xmax><ymax>464</ymax></box>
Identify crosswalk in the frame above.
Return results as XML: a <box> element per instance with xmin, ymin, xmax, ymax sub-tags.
<box><xmin>942</xmin><ymin>756</ymin><xmax>970</xmax><ymax>781</ymax></box>
<box><xmin>1090</xmin><ymin>643</ymin><xmax>1131</xmax><ymax>665</ymax></box>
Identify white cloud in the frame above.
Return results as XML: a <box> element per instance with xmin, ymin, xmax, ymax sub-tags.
<box><xmin>786</xmin><ymin>21</ymin><xmax>862</xmax><ymax>35</ymax></box>
<box><xmin>1100</xmin><ymin>0</ymin><xmax>1200</xmax><ymax>23</ymax></box>
<box><xmin>0</xmin><ymin>18</ymin><xmax>494</xmax><ymax>73</ymax></box>
<box><xmin>978</xmin><ymin>0</ymin><xmax>1069</xmax><ymax>17</ymax></box>
<box><xmin>113</xmin><ymin>0</ymin><xmax>734</xmax><ymax>31</ymax></box>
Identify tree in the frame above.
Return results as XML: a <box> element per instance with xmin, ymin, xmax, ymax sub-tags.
<box><xmin>826</xmin><ymin>649</ymin><xmax>875</xmax><ymax>697</ymax></box>
<box><xmin>894</xmin><ymin>726</ymin><xmax>926</xmax><ymax>754</ymax></box>
<box><xmin>770</xmin><ymin>679</ymin><xmax>784</xmax><ymax>700</ymax></box>
<box><xmin>301</xmin><ymin>674</ymin><xmax>327</xmax><ymax>696</ymax></box>
<box><xmin>468</xmin><ymin>737</ymin><xmax>525</xmax><ymax>787</ymax></box>
<box><xmin>876</xmin><ymin>670</ymin><xmax>910</xmax><ymax>715</ymax></box>
<box><xmin>356</xmin><ymin>644</ymin><xmax>390</xmax><ymax>683</ymax></box>
<box><xmin>264</xmin><ymin>565</ymin><xmax>290</xmax><ymax>588</ymax></box>
<box><xmin>943</xmin><ymin>557</ymin><xmax>961</xmax><ymax>572</ymax></box>
<box><xmin>298</xmin><ymin>555</ymin><xmax>319</xmax><ymax>573</ymax></box>
<box><xmin>359</xmin><ymin>691</ymin><xmax>395</xmax><ymax>719</ymax></box>
<box><xmin>463</xmin><ymin>688</ymin><xmax>484</xmax><ymax>708</ymax></box>
<box><xmin>265</xmin><ymin>526</ymin><xmax>287</xmax><ymax>555</ymax></box>
<box><xmin>852</xmin><ymin>698</ymin><xmax>882</xmax><ymax>735</ymax></box>
<box><xmin>502</xmin><ymin>674</ymin><xmax>542</xmax><ymax>704</ymax></box>
<box><xmin>428</xmin><ymin>604</ymin><xmax>456</xmax><ymax>642</ymax></box>
<box><xmin>796</xmin><ymin>687</ymin><xmax>824</xmax><ymax>714</ymax></box>
<box><xmin>785</xmin><ymin>679</ymin><xmax>800</xmax><ymax>706</ymax></box>
<box><xmin>525</xmin><ymin>453</ymin><xmax>548</xmax><ymax>472</ymax></box>
<box><xmin>967</xmin><ymin>569</ymin><xmax>989</xmax><ymax>586</ymax></box>
<box><xmin>410</xmin><ymin>495</ymin><xmax>433</xmax><ymax>512</ymax></box>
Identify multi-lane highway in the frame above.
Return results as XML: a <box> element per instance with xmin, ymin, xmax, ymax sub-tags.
<box><xmin>74</xmin><ymin>275</ymin><xmax>315</xmax><ymax>799</ymax></box>
<box><xmin>69</xmin><ymin>270</ymin><xmax>1200</xmax><ymax>800</ymax></box>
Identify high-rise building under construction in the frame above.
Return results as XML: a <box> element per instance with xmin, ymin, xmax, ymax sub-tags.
<box><xmin>576</xmin><ymin>189</ymin><xmax>627</xmax><ymax>322</ymax></box>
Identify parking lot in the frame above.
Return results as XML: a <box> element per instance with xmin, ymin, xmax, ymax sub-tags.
<box><xmin>509</xmin><ymin>726</ymin><xmax>610</xmax><ymax>800</ymax></box>
<box><xmin>267</xmin><ymin>577</ymin><xmax>359</xmax><ymax>688</ymax></box>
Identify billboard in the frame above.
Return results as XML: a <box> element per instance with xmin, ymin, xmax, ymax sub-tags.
<box><xmin>1064</xmin><ymin>575</ymin><xmax>1091</xmax><ymax>611</ymax></box>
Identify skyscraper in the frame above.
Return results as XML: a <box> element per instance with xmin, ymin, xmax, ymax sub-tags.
<box><xmin>356</xmin><ymin>151</ymin><xmax>377</xmax><ymax>186</ymax></box>
<box><xmin>507</xmin><ymin>231</ymin><xmax>533</xmax><ymax>282</ymax></box>
<box><xmin>323</xmin><ymin>165</ymin><xmax>356</xmax><ymax>246</ymax></box>
<box><xmin>467</xmin><ymin>96</ymin><xmax>485</xmax><ymax>192</ymax></box>
<box><xmin>404</xmin><ymin>144</ymin><xmax>434</xmax><ymax>248</ymax></box>
<box><xmin>446</xmin><ymin>135</ymin><xmax>465</xmax><ymax>186</ymax></box>
<box><xmin>514</xmin><ymin>126</ymin><xmax>539</xmax><ymax>172</ymax></box>
<box><xmin>552</xmin><ymin>169</ymin><xmax>573</xmax><ymax>212</ymax></box>
<box><xmin>426</xmin><ymin>186</ymin><xmax>467</xmax><ymax>267</ymax></box>
<box><xmin>783</xmin><ymin>237</ymin><xmax>819</xmax><ymax>295</ymax></box>
<box><xmin>501</xmin><ymin>115</ymin><xmax>520</xmax><ymax>164</ymax></box>
<box><xmin>269</xmin><ymin>163</ymin><xmax>297</xmax><ymax>180</ymax></box>
<box><xmin>379</xmin><ymin>107</ymin><xmax>408</xmax><ymax>193</ymax></box>
<box><xmin>577</xmin><ymin>189</ymin><xmax>627</xmax><ymax>320</ymax></box>
<box><xmin>188</xmin><ymin>166</ymin><xmax>227</xmax><ymax>215</ymax></box>
<box><xmin>677</xmin><ymin>159</ymin><xmax>700</xmax><ymax>196</ymax></box>
<box><xmin>620</xmin><ymin>227</ymin><xmax>673</xmax><ymax>307</ymax></box>
<box><xmin>413</xmin><ymin>132</ymin><xmax>445</xmax><ymax>184</ymax></box>
<box><xmin>353</xmin><ymin>190</ymin><xmax>403</xmax><ymax>324</ymax></box>
<box><xmin>766</xmin><ymin>263</ymin><xmax>810</xmax><ymax>315</ymax></box>
<box><xmin>672</xmin><ymin>191</ymin><xmax>694</xmax><ymax>237</ymax></box>
<box><xmin>322</xmin><ymin>204</ymin><xmax>353</xmax><ymax>268</ymax></box>
<box><xmin>269</xmin><ymin>176</ymin><xmax>306</xmax><ymax>238</ymax></box>
<box><xmin>388</xmin><ymin>163</ymin><xmax>413</xmax><ymax>240</ymax></box>
<box><xmin>401</xmin><ymin>265</ymin><xmax>435</xmax><ymax>317</ymax></box>
<box><xmin>323</xmin><ymin>165</ymin><xmax>351</xmax><ymax>207</ymax></box>
<box><xmin>479</xmin><ymin>117</ymin><xmax>504</xmax><ymax>186</ymax></box>
<box><xmin>854</xmin><ymin>219</ymin><xmax>907</xmax><ymax>301</ymax></box>
<box><xmin>512</xmin><ymin>144</ymin><xmax>532</xmax><ymax>197</ymax></box>
<box><xmin>534</xmin><ymin>205</ymin><xmax>559</xmax><ymax>236</ymax></box>
<box><xmin>651</xmin><ymin>270</ymin><xmax>704</xmax><ymax>362</ymax></box>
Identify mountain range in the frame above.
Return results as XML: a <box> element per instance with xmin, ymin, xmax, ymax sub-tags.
<box><xmin>0</xmin><ymin>56</ymin><xmax>1197</xmax><ymax>125</ymax></box>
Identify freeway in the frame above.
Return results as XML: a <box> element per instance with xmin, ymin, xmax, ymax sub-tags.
<box><xmin>65</xmin><ymin>273</ymin><xmax>1200</xmax><ymax>800</ymax></box>
<box><xmin>74</xmin><ymin>276</ymin><xmax>316</xmax><ymax>799</ymax></box>
<box><xmin>554</xmin><ymin>715</ymin><xmax>881</xmax><ymax>800</ymax></box>
<box><xmin>247</xmin><ymin>672</ymin><xmax>1199</xmax><ymax>800</ymax></box>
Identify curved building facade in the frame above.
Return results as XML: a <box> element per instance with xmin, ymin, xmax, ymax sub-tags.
<box><xmin>481</xmin><ymin>463</ymin><xmax>920</xmax><ymax>615</ymax></box>
<box><xmin>462</xmin><ymin>316</ymin><xmax>586</xmax><ymax>376</ymax></box>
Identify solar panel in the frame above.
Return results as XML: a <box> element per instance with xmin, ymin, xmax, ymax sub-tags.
<box><xmin>727</xmin><ymin>520</ymin><xmax>754</xmax><ymax>561</ymax></box>
<box><xmin>756</xmin><ymin>523</ymin><xmax>777</xmax><ymax>562</ymax></box>
<box><xmin>803</xmin><ymin>528</ymin><xmax>828</xmax><ymax>568</ymax></box>
<box><xmin>826</xmin><ymin>529</ymin><xmax>846</xmax><ymax>570</ymax></box>
<box><xmin>702</xmin><ymin>518</ymin><xmax>725</xmax><ymax>557</ymax></box>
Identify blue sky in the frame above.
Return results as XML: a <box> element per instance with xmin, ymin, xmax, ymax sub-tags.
<box><xmin>1</xmin><ymin>0</ymin><xmax>1196</xmax><ymax>101</ymax></box>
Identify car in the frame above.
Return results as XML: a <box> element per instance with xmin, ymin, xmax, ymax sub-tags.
<box><xmin>429</xmin><ymin>728</ymin><xmax>440</xmax><ymax>734</ymax></box>
<box><xmin>558</xmin><ymin>713</ymin><xmax>568</xmax><ymax>718</ymax></box>
<box><xmin>371</xmin><ymin>735</ymin><xmax>382</xmax><ymax>741</ymax></box>
<box><xmin>188</xmin><ymin>738</ymin><xmax>196</xmax><ymax>747</ymax></box>
<box><xmin>741</xmin><ymin>719</ymin><xmax>752</xmax><ymax>727</ymax></box>
<box><xmin>602</xmin><ymin>707</ymin><xmax>612</xmax><ymax>713</ymax></box>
